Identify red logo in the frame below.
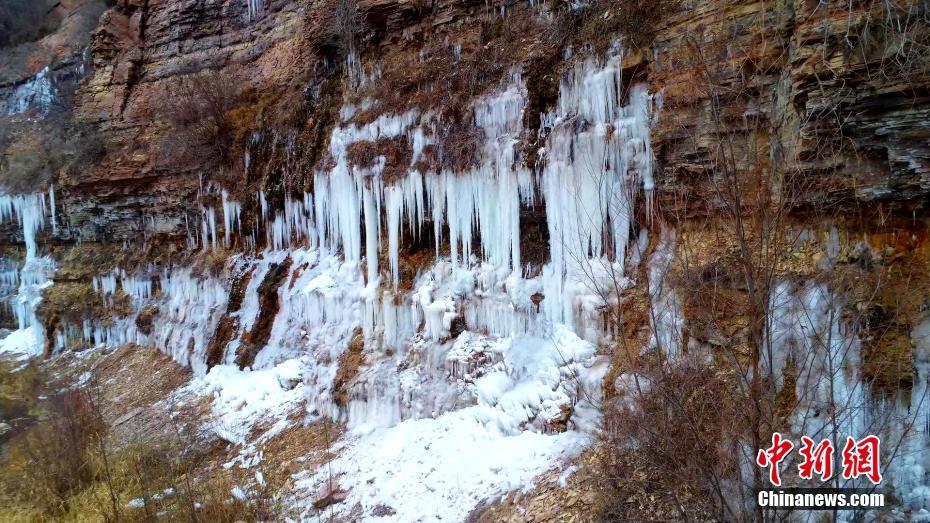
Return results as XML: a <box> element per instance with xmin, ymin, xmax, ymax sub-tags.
<box><xmin>798</xmin><ymin>436</ymin><xmax>834</xmax><ymax>481</ymax></box>
<box><xmin>757</xmin><ymin>433</ymin><xmax>882</xmax><ymax>486</ymax></box>
<box><xmin>841</xmin><ymin>435</ymin><xmax>882</xmax><ymax>485</ymax></box>
<box><xmin>756</xmin><ymin>432</ymin><xmax>794</xmax><ymax>486</ymax></box>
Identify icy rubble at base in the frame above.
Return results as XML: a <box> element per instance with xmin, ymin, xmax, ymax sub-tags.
<box><xmin>192</xmin><ymin>358</ymin><xmax>306</xmax><ymax>445</ymax></box>
<box><xmin>0</xmin><ymin>325</ymin><xmax>46</xmax><ymax>360</ymax></box>
<box><xmin>291</xmin><ymin>325</ymin><xmax>606</xmax><ymax>522</ymax></box>
<box><xmin>294</xmin><ymin>409</ymin><xmax>590</xmax><ymax>523</ymax></box>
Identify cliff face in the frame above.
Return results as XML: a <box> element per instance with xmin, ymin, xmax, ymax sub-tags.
<box><xmin>1</xmin><ymin>0</ymin><xmax>930</xmax><ymax>520</ymax></box>
<box><xmin>4</xmin><ymin>0</ymin><xmax>928</xmax><ymax>245</ymax></box>
<box><xmin>60</xmin><ymin>0</ymin><xmax>304</xmax><ymax>242</ymax></box>
<box><xmin>650</xmin><ymin>0</ymin><xmax>930</xmax><ymax>208</ymax></box>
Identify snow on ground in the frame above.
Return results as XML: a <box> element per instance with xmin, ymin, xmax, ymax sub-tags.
<box><xmin>298</xmin><ymin>408</ymin><xmax>590</xmax><ymax>522</ymax></box>
<box><xmin>0</xmin><ymin>325</ymin><xmax>44</xmax><ymax>360</ymax></box>
<box><xmin>295</xmin><ymin>326</ymin><xmax>607</xmax><ymax>522</ymax></box>
<box><xmin>184</xmin><ymin>357</ymin><xmax>307</xmax><ymax>445</ymax></box>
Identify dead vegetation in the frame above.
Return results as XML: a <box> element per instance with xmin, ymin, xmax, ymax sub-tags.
<box><xmin>556</xmin><ymin>0</ymin><xmax>680</xmax><ymax>54</ymax></box>
<box><xmin>346</xmin><ymin>136</ymin><xmax>413</xmax><ymax>182</ymax></box>
<box><xmin>0</xmin><ymin>345</ymin><xmax>291</xmax><ymax>522</ymax></box>
<box><xmin>305</xmin><ymin>0</ymin><xmax>368</xmax><ymax>61</ymax></box>
<box><xmin>0</xmin><ymin>113</ymin><xmax>106</xmax><ymax>194</ymax></box>
<box><xmin>348</xmin><ymin>6</ymin><xmax>544</xmax><ymax>125</ymax></box>
<box><xmin>158</xmin><ymin>70</ymin><xmax>259</xmax><ymax>177</ymax></box>
<box><xmin>598</xmin><ymin>361</ymin><xmax>741</xmax><ymax>522</ymax></box>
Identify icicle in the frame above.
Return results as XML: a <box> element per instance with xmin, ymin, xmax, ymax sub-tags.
<box><xmin>0</xmin><ymin>192</ymin><xmax>48</xmax><ymax>259</ymax></box>
<box><xmin>222</xmin><ymin>190</ymin><xmax>242</xmax><ymax>246</ymax></box>
<box><xmin>245</xmin><ymin>0</ymin><xmax>263</xmax><ymax>21</ymax></box>
<box><xmin>49</xmin><ymin>185</ymin><xmax>57</xmax><ymax>234</ymax></box>
<box><xmin>259</xmin><ymin>190</ymin><xmax>268</xmax><ymax>222</ymax></box>
<box><xmin>386</xmin><ymin>187</ymin><xmax>403</xmax><ymax>287</ymax></box>
<box><xmin>363</xmin><ymin>182</ymin><xmax>380</xmax><ymax>287</ymax></box>
<box><xmin>201</xmin><ymin>207</ymin><xmax>218</xmax><ymax>251</ymax></box>
<box><xmin>538</xmin><ymin>56</ymin><xmax>656</xmax><ymax>330</ymax></box>
<box><xmin>267</xmin><ymin>194</ymin><xmax>315</xmax><ymax>250</ymax></box>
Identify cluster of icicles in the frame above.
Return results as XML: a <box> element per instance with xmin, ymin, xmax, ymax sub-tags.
<box><xmin>0</xmin><ymin>189</ymin><xmax>57</xmax><ymax>335</ymax></box>
<box><xmin>190</xmin><ymin>57</ymin><xmax>656</xmax><ymax>343</ymax></box>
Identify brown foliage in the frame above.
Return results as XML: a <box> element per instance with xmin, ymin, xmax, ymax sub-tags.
<box><xmin>0</xmin><ymin>388</ymin><xmax>108</xmax><ymax>516</ymax></box>
<box><xmin>0</xmin><ymin>115</ymin><xmax>105</xmax><ymax>193</ymax></box>
<box><xmin>436</xmin><ymin>119</ymin><xmax>484</xmax><ymax>173</ymax></box>
<box><xmin>158</xmin><ymin>70</ymin><xmax>257</xmax><ymax>174</ymax></box>
<box><xmin>346</xmin><ymin>136</ymin><xmax>413</xmax><ymax>182</ymax></box>
<box><xmin>305</xmin><ymin>0</ymin><xmax>368</xmax><ymax>60</ymax></box>
<box><xmin>597</xmin><ymin>362</ymin><xmax>743</xmax><ymax>521</ymax></box>
<box><xmin>549</xmin><ymin>0</ymin><xmax>680</xmax><ymax>56</ymax></box>
<box><xmin>350</xmin><ymin>7</ymin><xmax>543</xmax><ymax>125</ymax></box>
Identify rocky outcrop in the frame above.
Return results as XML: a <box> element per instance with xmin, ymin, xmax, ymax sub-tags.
<box><xmin>45</xmin><ymin>0</ymin><xmax>306</xmax><ymax>244</ymax></box>
<box><xmin>649</xmin><ymin>0</ymin><xmax>930</xmax><ymax>210</ymax></box>
<box><xmin>0</xmin><ymin>0</ymin><xmax>925</xmax><ymax>249</ymax></box>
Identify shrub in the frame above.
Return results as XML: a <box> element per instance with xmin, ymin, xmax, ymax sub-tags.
<box><xmin>346</xmin><ymin>136</ymin><xmax>412</xmax><ymax>182</ymax></box>
<box><xmin>348</xmin><ymin>5</ymin><xmax>544</xmax><ymax>125</ymax></box>
<box><xmin>0</xmin><ymin>389</ymin><xmax>108</xmax><ymax>517</ymax></box>
<box><xmin>596</xmin><ymin>361</ymin><xmax>744</xmax><ymax>521</ymax></box>
<box><xmin>0</xmin><ymin>114</ymin><xmax>106</xmax><ymax>194</ymax></box>
<box><xmin>158</xmin><ymin>70</ymin><xmax>257</xmax><ymax>173</ymax></box>
<box><xmin>305</xmin><ymin>0</ymin><xmax>368</xmax><ymax>60</ymax></box>
<box><xmin>555</xmin><ymin>0</ymin><xmax>680</xmax><ymax>54</ymax></box>
<box><xmin>0</xmin><ymin>120</ymin><xmax>57</xmax><ymax>193</ymax></box>
<box><xmin>437</xmin><ymin>119</ymin><xmax>484</xmax><ymax>172</ymax></box>
<box><xmin>37</xmin><ymin>282</ymin><xmax>112</xmax><ymax>327</ymax></box>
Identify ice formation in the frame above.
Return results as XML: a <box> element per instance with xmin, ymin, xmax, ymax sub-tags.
<box><xmin>222</xmin><ymin>190</ymin><xmax>242</xmax><ymax>246</ymax></box>
<box><xmin>5</xmin><ymin>67</ymin><xmax>56</xmax><ymax>115</ymax></box>
<box><xmin>245</xmin><ymin>0</ymin><xmax>263</xmax><ymax>21</ymax></box>
<box><xmin>0</xmin><ymin>191</ymin><xmax>50</xmax><ymax>258</ymax></box>
<box><xmin>1</xmin><ymin>56</ymin><xmax>655</xmax><ymax>519</ymax></box>
<box><xmin>0</xmin><ymin>191</ymin><xmax>54</xmax><ymax>358</ymax></box>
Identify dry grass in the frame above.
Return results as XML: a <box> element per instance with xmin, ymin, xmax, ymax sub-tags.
<box><xmin>598</xmin><ymin>360</ymin><xmax>743</xmax><ymax>521</ymax></box>
<box><xmin>349</xmin><ymin>6</ymin><xmax>545</xmax><ymax>125</ymax></box>
<box><xmin>556</xmin><ymin>0</ymin><xmax>680</xmax><ymax>55</ymax></box>
<box><xmin>0</xmin><ymin>344</ymin><xmax>289</xmax><ymax>522</ymax></box>
<box><xmin>158</xmin><ymin>70</ymin><xmax>259</xmax><ymax>174</ymax></box>
<box><xmin>346</xmin><ymin>136</ymin><xmax>413</xmax><ymax>182</ymax></box>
